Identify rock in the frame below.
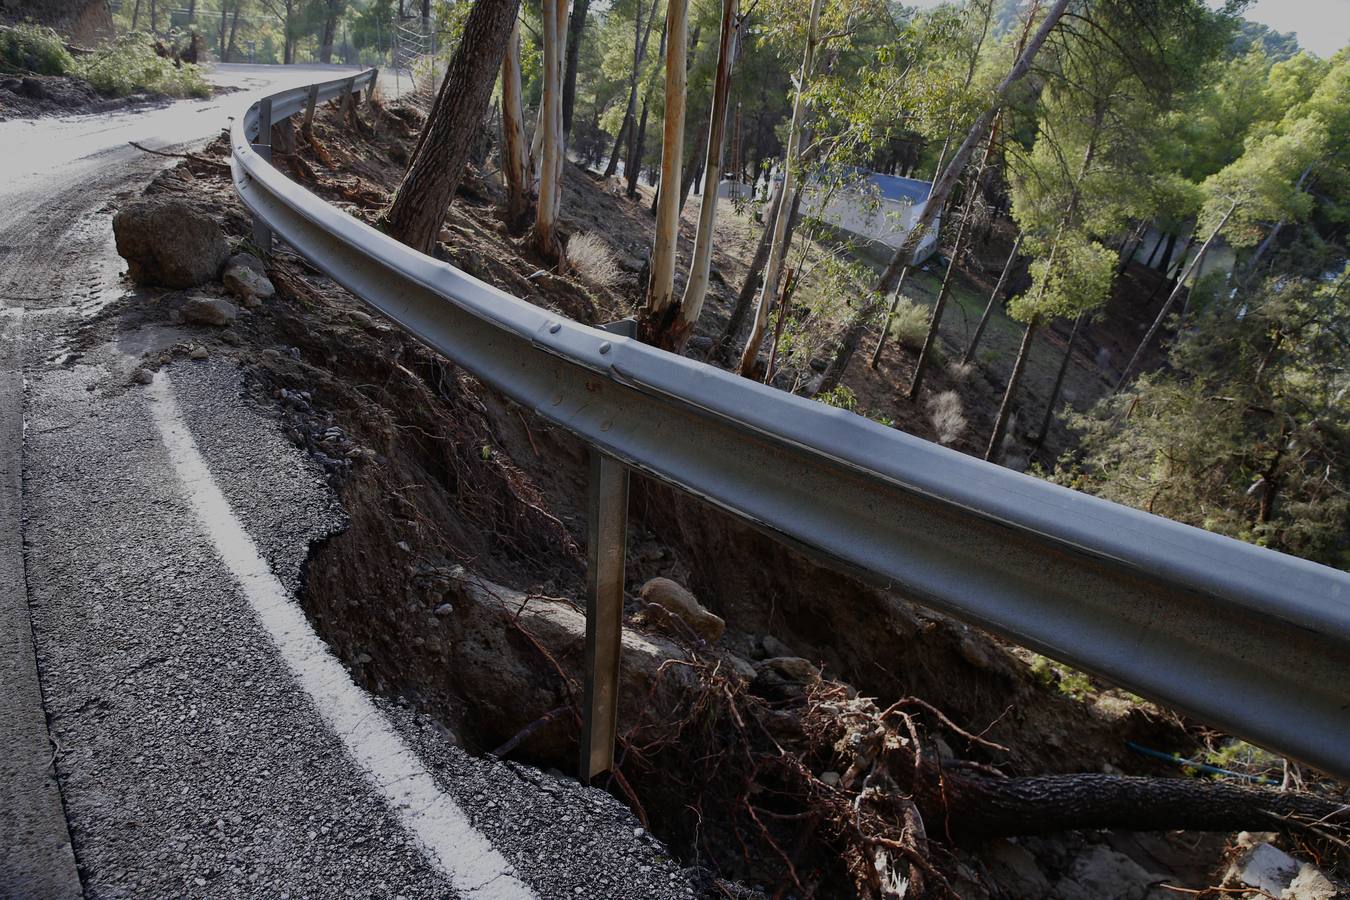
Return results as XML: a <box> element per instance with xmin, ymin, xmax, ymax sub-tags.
<box><xmin>181</xmin><ymin>296</ymin><xmax>238</xmax><ymax>327</ymax></box>
<box><xmin>752</xmin><ymin>656</ymin><xmax>821</xmax><ymax>700</ymax></box>
<box><xmin>1284</xmin><ymin>864</ymin><xmax>1346</xmax><ymax>900</ymax></box>
<box><xmin>633</xmin><ymin>577</ymin><xmax>724</xmax><ymax>644</ymax></box>
<box><xmin>984</xmin><ymin>839</ymin><xmax>1051</xmax><ymax>899</ymax></box>
<box><xmin>760</xmin><ymin>634</ymin><xmax>794</xmax><ymax>659</ymax></box>
<box><xmin>189</xmin><ymin>345</ymin><xmax>209</xmax><ymax>360</ymax></box>
<box><xmin>434</xmin><ymin>603</ymin><xmax>454</xmax><ymax>617</ymax></box>
<box><xmin>818</xmin><ymin>771</ymin><xmax>840</xmax><ymax>787</ymax></box>
<box><xmin>113</xmin><ymin>199</ymin><xmax>229</xmax><ymax>288</ymax></box>
<box><xmin>1228</xmin><ymin>843</ymin><xmax>1301</xmax><ymax>896</ymax></box>
<box><xmin>222</xmin><ymin>254</ymin><xmax>275</xmax><ymax>305</ymax></box>
<box><xmin>687</xmin><ymin>335</ymin><xmax>713</xmax><ymax>353</ymax></box>
<box><xmin>130</xmin><ymin>367</ymin><xmax>155</xmax><ymax>385</ymax></box>
<box><xmin>1051</xmin><ymin>845</ymin><xmax>1170</xmax><ymax>900</ymax></box>
<box><xmin>349</xmin><ymin>310</ymin><xmax>374</xmax><ymax>328</ymax></box>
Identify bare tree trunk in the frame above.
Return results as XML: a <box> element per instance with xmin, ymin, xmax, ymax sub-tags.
<box><xmin>641</xmin><ymin>0</ymin><xmax>688</xmax><ymax>332</ymax></box>
<box><xmin>531</xmin><ymin>0</ymin><xmax>569</xmax><ymax>266</ymax></box>
<box><xmin>227</xmin><ymin>0</ymin><xmax>243</xmax><ymax>63</ymax></box>
<box><xmin>870</xmin><ymin>266</ymin><xmax>911</xmax><ymax>369</ymax></box>
<box><xmin>1115</xmin><ymin>219</ymin><xmax>1147</xmax><ymax>275</ymax></box>
<box><xmin>500</xmin><ymin>17</ymin><xmax>532</xmax><ymax>232</ymax></box>
<box><xmin>604</xmin><ymin>0</ymin><xmax>660</xmax><ymax>179</ymax></box>
<box><xmin>963</xmin><ymin>233</ymin><xmax>1021</xmax><ymax>365</ymax></box>
<box><xmin>150</xmin><ymin>0</ymin><xmax>157</xmax><ymax>33</ymax></box>
<box><xmin>380</xmin><ymin>0</ymin><xmax>524</xmax><ymax>256</ymax></box>
<box><xmin>627</xmin><ymin>93</ymin><xmax>651</xmax><ymax>198</ymax></box>
<box><xmin>876</xmin><ymin>0</ymin><xmax>1070</xmax><ymax>296</ymax></box>
<box><xmin>715</xmin><ymin>177</ymin><xmax>787</xmax><ymax>360</ymax></box>
<box><xmin>985</xmin><ymin>318</ymin><xmax>1038</xmax><ymax>462</ymax></box>
<box><xmin>1155</xmin><ymin>230</ymin><xmax>1178</xmax><ymax>273</ymax></box>
<box><xmin>902</xmin><ymin>765</ymin><xmax>1349</xmax><ymax>844</ymax></box>
<box><xmin>561</xmin><ymin>0</ymin><xmax>590</xmax><ymax>138</ymax></box>
<box><xmin>906</xmin><ymin>118</ymin><xmax>1001</xmax><ymax>400</ymax></box>
<box><xmin>320</xmin><ymin>0</ymin><xmax>341</xmax><ymax>64</ymax></box>
<box><xmin>1032</xmin><ymin>312</ymin><xmax>1082</xmax><ymax>447</ymax></box>
<box><xmin>132</xmin><ymin>0</ymin><xmax>142</xmax><ymax>30</ymax></box>
<box><xmin>187</xmin><ymin>0</ymin><xmax>196</xmax><ymax>23</ymax></box>
<box><xmin>216</xmin><ymin>0</ymin><xmax>226</xmax><ymax>59</ymax></box>
<box><xmin>648</xmin><ymin>0</ymin><xmax>738</xmax><ymax>353</ymax></box>
<box><xmin>1115</xmin><ymin>199</ymin><xmax>1238</xmax><ymax>391</ymax></box>
<box><xmin>737</xmin><ymin>0</ymin><xmax>823</xmax><ymax>377</ymax></box>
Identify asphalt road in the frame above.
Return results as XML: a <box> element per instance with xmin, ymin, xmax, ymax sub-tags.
<box><xmin>1</xmin><ymin>65</ymin><xmax>696</xmax><ymax>899</ymax></box>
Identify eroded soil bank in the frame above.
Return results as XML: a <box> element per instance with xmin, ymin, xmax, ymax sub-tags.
<box><xmin>91</xmin><ymin>93</ymin><xmax>1349</xmax><ymax>898</ymax></box>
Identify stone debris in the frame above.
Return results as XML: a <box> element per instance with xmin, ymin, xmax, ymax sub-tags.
<box><xmin>222</xmin><ymin>253</ymin><xmax>276</xmax><ymax>307</ymax></box>
<box><xmin>182</xmin><ymin>296</ymin><xmax>238</xmax><ymax>327</ymax></box>
<box><xmin>113</xmin><ymin>198</ymin><xmax>230</xmax><ymax>288</ymax></box>
<box><xmin>633</xmin><ymin>577</ymin><xmax>725</xmax><ymax>644</ymax></box>
<box><xmin>1224</xmin><ymin>836</ymin><xmax>1347</xmax><ymax>899</ymax></box>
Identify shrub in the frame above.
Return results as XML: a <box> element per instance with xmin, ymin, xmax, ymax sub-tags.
<box><xmin>0</xmin><ymin>24</ymin><xmax>75</xmax><ymax>75</ymax></box>
<box><xmin>817</xmin><ymin>385</ymin><xmax>858</xmax><ymax>412</ymax></box>
<box><xmin>926</xmin><ymin>390</ymin><xmax>967</xmax><ymax>445</ymax></box>
<box><xmin>567</xmin><ymin>232</ymin><xmax>621</xmax><ymax>290</ymax></box>
<box><xmin>886</xmin><ymin>295</ymin><xmax>930</xmax><ymax>350</ymax></box>
<box><xmin>77</xmin><ymin>33</ymin><xmax>209</xmax><ymax>98</ymax></box>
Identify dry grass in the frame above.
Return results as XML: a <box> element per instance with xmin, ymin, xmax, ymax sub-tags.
<box><xmin>567</xmin><ymin>231</ymin><xmax>621</xmax><ymax>290</ymax></box>
<box><xmin>926</xmin><ymin>390</ymin><xmax>967</xmax><ymax>445</ymax></box>
<box><xmin>887</xmin><ymin>296</ymin><xmax>930</xmax><ymax>350</ymax></box>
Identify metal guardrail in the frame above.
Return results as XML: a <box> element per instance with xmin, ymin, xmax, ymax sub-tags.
<box><xmin>231</xmin><ymin>70</ymin><xmax>1350</xmax><ymax>782</ymax></box>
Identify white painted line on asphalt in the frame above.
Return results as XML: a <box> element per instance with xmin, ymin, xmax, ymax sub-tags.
<box><xmin>147</xmin><ymin>372</ymin><xmax>536</xmax><ymax>900</ymax></box>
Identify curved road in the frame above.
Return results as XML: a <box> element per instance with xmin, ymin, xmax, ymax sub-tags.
<box><xmin>1</xmin><ymin>66</ymin><xmax>690</xmax><ymax>899</ymax></box>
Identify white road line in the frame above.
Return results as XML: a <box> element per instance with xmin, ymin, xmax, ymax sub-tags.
<box><xmin>147</xmin><ymin>373</ymin><xmax>536</xmax><ymax>900</ymax></box>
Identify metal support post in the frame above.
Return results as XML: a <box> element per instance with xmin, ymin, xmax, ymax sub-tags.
<box><xmin>367</xmin><ymin>69</ymin><xmax>379</xmax><ymax>105</ymax></box>
<box><xmin>301</xmin><ymin>84</ymin><xmax>319</xmax><ymax>135</ymax></box>
<box><xmin>579</xmin><ymin>449</ymin><xmax>629</xmax><ymax>783</ymax></box>
<box><xmin>251</xmin><ymin>97</ymin><xmax>273</xmax><ymax>253</ymax></box>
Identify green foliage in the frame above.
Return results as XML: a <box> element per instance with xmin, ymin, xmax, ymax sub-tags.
<box><xmin>817</xmin><ymin>385</ymin><xmax>858</xmax><ymax>412</ymax></box>
<box><xmin>1008</xmin><ymin>235</ymin><xmax>1114</xmax><ymax>323</ymax></box>
<box><xmin>0</xmin><ymin>24</ymin><xmax>76</xmax><ymax>75</ymax></box>
<box><xmin>1059</xmin><ymin>267</ymin><xmax>1350</xmax><ymax>569</ymax></box>
<box><xmin>77</xmin><ymin>33</ymin><xmax>210</xmax><ymax>98</ymax></box>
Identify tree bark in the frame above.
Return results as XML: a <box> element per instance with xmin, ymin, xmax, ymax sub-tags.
<box><xmin>380</xmin><ymin>0</ymin><xmax>524</xmax><ymax>256</ymax></box>
<box><xmin>627</xmin><ymin>92</ymin><xmax>652</xmax><ymax>198</ymax></box>
<box><xmin>500</xmin><ymin>17</ymin><xmax>532</xmax><ymax>232</ymax></box>
<box><xmin>876</xmin><ymin>0</ymin><xmax>1070</xmax><ymax>296</ymax></box>
<box><xmin>605</xmin><ymin>0</ymin><xmax>660</xmax><ymax>180</ymax></box>
<box><xmin>1116</xmin><ymin>199</ymin><xmax>1238</xmax><ymax>391</ymax></box>
<box><xmin>906</xmin><ymin>118</ymin><xmax>1001</xmax><ymax>400</ymax></box>
<box><xmin>561</xmin><ymin>0</ymin><xmax>590</xmax><ymax>138</ymax></box>
<box><xmin>227</xmin><ymin>0</ymin><xmax>243</xmax><ymax>63</ymax></box>
<box><xmin>217</xmin><ymin>1</ymin><xmax>226</xmax><ymax>59</ymax></box>
<box><xmin>962</xmin><ymin>233</ymin><xmax>1021</xmax><ymax>365</ymax></box>
<box><xmin>532</xmin><ymin>0</ymin><xmax>569</xmax><ymax>266</ymax></box>
<box><xmin>641</xmin><ymin>0</ymin><xmax>688</xmax><ymax>333</ymax></box>
<box><xmin>320</xmin><ymin>0</ymin><xmax>341</xmax><ymax>64</ymax></box>
<box><xmin>737</xmin><ymin>0</ymin><xmax>823</xmax><ymax>377</ymax></box>
<box><xmin>648</xmin><ymin>0</ymin><xmax>739</xmax><ymax>354</ymax></box>
<box><xmin>905</xmin><ymin>764</ymin><xmax>1349</xmax><ymax>844</ymax></box>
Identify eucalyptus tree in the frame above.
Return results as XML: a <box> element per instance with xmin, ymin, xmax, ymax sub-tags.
<box><xmin>642</xmin><ymin>0</ymin><xmax>689</xmax><ymax>323</ymax></box>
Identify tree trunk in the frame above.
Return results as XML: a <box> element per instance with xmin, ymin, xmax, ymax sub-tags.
<box><xmin>985</xmin><ymin>318</ymin><xmax>1037</xmax><ymax>462</ymax></box>
<box><xmin>627</xmin><ymin>93</ymin><xmax>651</xmax><ymax>198</ymax></box>
<box><xmin>532</xmin><ymin>0</ymin><xmax>569</xmax><ymax>266</ymax></box>
<box><xmin>187</xmin><ymin>0</ymin><xmax>196</xmax><ymax>23</ymax></box>
<box><xmin>150</xmin><ymin>0</ymin><xmax>157</xmax><ymax>33</ymax></box>
<box><xmin>1115</xmin><ymin>219</ymin><xmax>1147</xmax><ymax>275</ymax></box>
<box><xmin>227</xmin><ymin>1</ymin><xmax>242</xmax><ymax>63</ymax></box>
<box><xmin>870</xmin><ymin>266</ymin><xmax>911</xmax><ymax>369</ymax></box>
<box><xmin>500</xmin><ymin>17</ymin><xmax>532</xmax><ymax>232</ymax></box>
<box><xmin>906</xmin><ymin>118</ymin><xmax>1001</xmax><ymax>401</ymax></box>
<box><xmin>132</xmin><ymin>0</ymin><xmax>141</xmax><ymax>30</ymax></box>
<box><xmin>737</xmin><ymin>0</ymin><xmax>823</xmax><ymax>377</ymax></box>
<box><xmin>320</xmin><ymin>0</ymin><xmax>340</xmax><ymax>64</ymax></box>
<box><xmin>715</xmin><ymin>177</ymin><xmax>788</xmax><ymax>361</ymax></box>
<box><xmin>678</xmin><ymin>116</ymin><xmax>707</xmax><ymax>213</ymax></box>
<box><xmin>875</xmin><ymin>0</ymin><xmax>1070</xmax><ymax>296</ymax></box>
<box><xmin>963</xmin><ymin>233</ymin><xmax>1021</xmax><ymax>365</ymax></box>
<box><xmin>217</xmin><ymin>1</ymin><xmax>226</xmax><ymax>58</ymax></box>
<box><xmin>1115</xmin><ymin>199</ymin><xmax>1238</xmax><ymax>391</ymax></box>
<box><xmin>380</xmin><ymin>0</ymin><xmax>524</xmax><ymax>256</ymax></box>
<box><xmin>649</xmin><ymin>0</ymin><xmax>738</xmax><ymax>353</ymax></box>
<box><xmin>817</xmin><ymin>281</ymin><xmax>888</xmax><ymax>396</ymax></box>
<box><xmin>902</xmin><ymin>764</ymin><xmax>1349</xmax><ymax>844</ymax></box>
<box><xmin>605</xmin><ymin>0</ymin><xmax>660</xmax><ymax>179</ymax></box>
<box><xmin>561</xmin><ymin>0</ymin><xmax>590</xmax><ymax>138</ymax></box>
<box><xmin>641</xmin><ymin>0</ymin><xmax>688</xmax><ymax>332</ymax></box>
<box><xmin>1032</xmin><ymin>313</ymin><xmax>1082</xmax><ymax>447</ymax></box>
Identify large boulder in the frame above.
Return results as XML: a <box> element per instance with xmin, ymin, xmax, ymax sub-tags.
<box><xmin>222</xmin><ymin>253</ymin><xmax>275</xmax><ymax>306</ymax></box>
<box><xmin>113</xmin><ymin>199</ymin><xmax>230</xmax><ymax>288</ymax></box>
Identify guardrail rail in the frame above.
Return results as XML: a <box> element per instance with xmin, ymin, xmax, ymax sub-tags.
<box><xmin>230</xmin><ymin>70</ymin><xmax>1350</xmax><ymax>783</ymax></box>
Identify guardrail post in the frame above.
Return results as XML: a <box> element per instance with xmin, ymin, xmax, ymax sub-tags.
<box><xmin>367</xmin><ymin>68</ymin><xmax>379</xmax><ymax>106</ymax></box>
<box><xmin>580</xmin><ymin>449</ymin><xmax>629</xmax><ymax>783</ymax></box>
<box><xmin>341</xmin><ymin>76</ymin><xmax>357</xmax><ymax>128</ymax></box>
<box><xmin>251</xmin><ymin>96</ymin><xmax>273</xmax><ymax>254</ymax></box>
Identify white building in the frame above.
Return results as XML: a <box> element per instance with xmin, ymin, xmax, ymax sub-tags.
<box><xmin>803</xmin><ymin>169</ymin><xmax>940</xmax><ymax>264</ymax></box>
